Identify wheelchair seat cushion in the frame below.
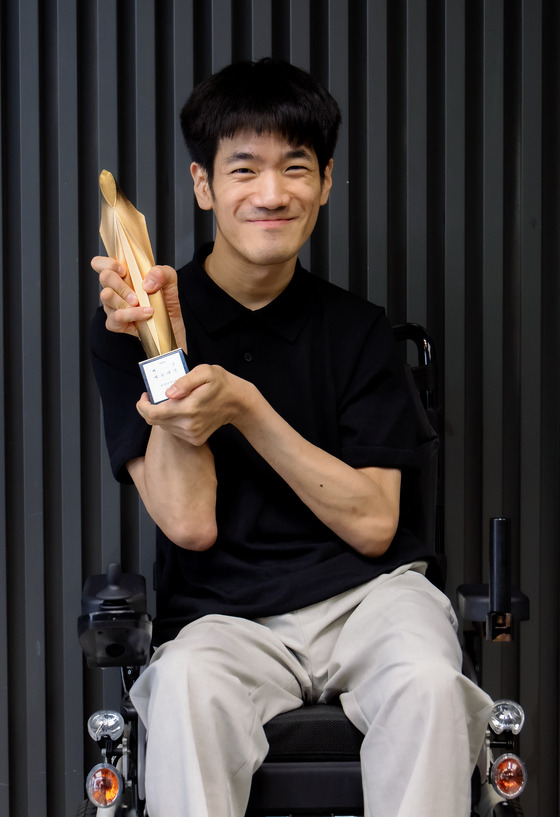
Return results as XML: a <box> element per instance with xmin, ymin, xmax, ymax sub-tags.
<box><xmin>264</xmin><ymin>704</ymin><xmax>363</xmax><ymax>763</ymax></box>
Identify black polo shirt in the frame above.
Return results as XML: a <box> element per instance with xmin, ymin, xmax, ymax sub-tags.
<box><xmin>90</xmin><ymin>244</ymin><xmax>430</xmax><ymax>643</ymax></box>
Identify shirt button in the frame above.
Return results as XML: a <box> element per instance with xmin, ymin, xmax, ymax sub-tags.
<box><xmin>243</xmin><ymin>352</ymin><xmax>254</xmax><ymax>362</ymax></box>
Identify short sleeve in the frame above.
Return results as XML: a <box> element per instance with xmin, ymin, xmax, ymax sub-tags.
<box><xmin>89</xmin><ymin>307</ymin><xmax>151</xmax><ymax>482</ymax></box>
<box><xmin>338</xmin><ymin>311</ymin><xmax>418</xmax><ymax>471</ymax></box>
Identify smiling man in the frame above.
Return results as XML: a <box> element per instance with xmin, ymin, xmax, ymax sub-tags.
<box><xmin>90</xmin><ymin>59</ymin><xmax>492</xmax><ymax>817</ymax></box>
<box><xmin>194</xmin><ymin>135</ymin><xmax>332</xmax><ymax>285</ymax></box>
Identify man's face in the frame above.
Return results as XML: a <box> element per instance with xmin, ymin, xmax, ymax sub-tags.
<box><xmin>191</xmin><ymin>131</ymin><xmax>333</xmax><ymax>271</ymax></box>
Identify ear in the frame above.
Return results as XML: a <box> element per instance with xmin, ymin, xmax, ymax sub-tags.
<box><xmin>190</xmin><ymin>162</ymin><xmax>214</xmax><ymax>211</ymax></box>
<box><xmin>319</xmin><ymin>159</ymin><xmax>334</xmax><ymax>206</ymax></box>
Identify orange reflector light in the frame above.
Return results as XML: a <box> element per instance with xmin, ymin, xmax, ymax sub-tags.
<box><xmin>86</xmin><ymin>763</ymin><xmax>122</xmax><ymax>807</ymax></box>
<box><xmin>491</xmin><ymin>753</ymin><xmax>527</xmax><ymax>799</ymax></box>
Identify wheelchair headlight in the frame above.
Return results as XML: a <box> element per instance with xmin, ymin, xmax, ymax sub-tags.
<box><xmin>86</xmin><ymin>763</ymin><xmax>123</xmax><ymax>807</ymax></box>
<box><xmin>489</xmin><ymin>699</ymin><xmax>525</xmax><ymax>735</ymax></box>
<box><xmin>490</xmin><ymin>753</ymin><xmax>527</xmax><ymax>799</ymax></box>
<box><xmin>87</xmin><ymin>710</ymin><xmax>125</xmax><ymax>742</ymax></box>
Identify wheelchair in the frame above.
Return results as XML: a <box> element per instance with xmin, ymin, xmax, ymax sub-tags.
<box><xmin>76</xmin><ymin>324</ymin><xmax>529</xmax><ymax>817</ymax></box>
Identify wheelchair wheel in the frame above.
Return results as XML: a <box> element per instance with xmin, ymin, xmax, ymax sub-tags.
<box><xmin>75</xmin><ymin>801</ymin><xmax>97</xmax><ymax>817</ymax></box>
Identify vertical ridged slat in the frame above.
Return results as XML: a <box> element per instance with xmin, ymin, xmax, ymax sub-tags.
<box><xmin>129</xmin><ymin>0</ymin><xmax>159</xmax><ymax>584</ymax></box>
<box><xmin>0</xmin><ymin>0</ymin><xmax>9</xmax><ymax>812</ymax></box>
<box><xmin>83</xmin><ymin>0</ymin><xmax>124</xmax><ymax>754</ymax></box>
<box><xmin>5</xmin><ymin>2</ymin><xmax>47</xmax><ymax>815</ymax></box>
<box><xmin>480</xmin><ymin>0</ymin><xmax>505</xmax><ymax>555</ymax></box>
<box><xmin>385</xmin><ymin>0</ymin><xmax>406</xmax><ymax>320</ymax></box>
<box><xmin>92</xmin><ymin>1</ymin><xmax>121</xmax><ymax>571</ymax></box>
<box><xmin>287</xmin><ymin>1</ymin><xmax>312</xmax><ymax>269</ymax></box>
<box><xmin>517</xmin><ymin>2</ymin><xmax>548</xmax><ymax>810</ymax></box>
<box><xmin>210</xmin><ymin>0</ymin><xmax>233</xmax><ymax>71</ymax></box>
<box><xmin>365</xmin><ymin>0</ymin><xmax>389</xmax><ymax>307</ymax></box>
<box><xmin>405</xmin><ymin>0</ymin><xmax>428</xmax><ymax>325</ymax></box>
<box><xmin>477</xmin><ymin>2</ymin><xmax>509</xmax><ymax>707</ymax></box>
<box><xmin>325</xmin><ymin>0</ymin><xmax>350</xmax><ymax>290</ymax></box>
<box><xmin>463</xmin><ymin>0</ymin><xmax>485</xmax><ymax>602</ymax></box>
<box><xmin>0</xmin><ymin>3</ymin><xmax>558</xmax><ymax>814</ymax></box>
<box><xmin>0</xmin><ymin>0</ymin><xmax>7</xmax><ymax>817</ymax></box>
<box><xmin>539</xmin><ymin>0</ymin><xmax>560</xmax><ymax>809</ymax></box>
<box><xmin>156</xmin><ymin>0</ymin><xmax>195</xmax><ymax>271</ymax></box>
<box><xmin>347</xmin><ymin>0</ymin><xmax>367</xmax><ymax>298</ymax></box>
<box><xmin>251</xmin><ymin>0</ymin><xmax>273</xmax><ymax>60</ymax></box>
<box><xmin>42</xmin><ymin>0</ymin><xmax>84</xmax><ymax>812</ymax></box>
<box><xmin>288</xmin><ymin>0</ymin><xmax>310</xmax><ymax>69</ymax></box>
<box><xmin>442</xmin><ymin>0</ymin><xmax>467</xmax><ymax>596</ymax></box>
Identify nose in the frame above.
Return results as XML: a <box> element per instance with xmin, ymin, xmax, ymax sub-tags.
<box><xmin>251</xmin><ymin>171</ymin><xmax>290</xmax><ymax>209</ymax></box>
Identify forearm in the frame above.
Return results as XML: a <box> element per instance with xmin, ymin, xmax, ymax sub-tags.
<box><xmin>233</xmin><ymin>385</ymin><xmax>400</xmax><ymax>556</ymax></box>
<box><xmin>127</xmin><ymin>425</ymin><xmax>217</xmax><ymax>550</ymax></box>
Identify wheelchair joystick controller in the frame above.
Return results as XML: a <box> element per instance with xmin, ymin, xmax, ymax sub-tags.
<box><xmin>78</xmin><ymin>562</ymin><xmax>152</xmax><ymax>668</ymax></box>
<box><xmin>486</xmin><ymin>518</ymin><xmax>513</xmax><ymax>642</ymax></box>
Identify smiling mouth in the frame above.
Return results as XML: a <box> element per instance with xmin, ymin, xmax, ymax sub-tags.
<box><xmin>248</xmin><ymin>217</ymin><xmax>294</xmax><ymax>225</ymax></box>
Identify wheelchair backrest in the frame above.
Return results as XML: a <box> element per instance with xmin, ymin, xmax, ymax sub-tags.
<box><xmin>393</xmin><ymin>323</ymin><xmax>443</xmax><ymax>586</ymax></box>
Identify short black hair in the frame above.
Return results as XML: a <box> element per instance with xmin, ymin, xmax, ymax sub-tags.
<box><xmin>180</xmin><ymin>58</ymin><xmax>341</xmax><ymax>183</ymax></box>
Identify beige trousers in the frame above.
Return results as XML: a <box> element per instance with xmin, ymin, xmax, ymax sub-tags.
<box><xmin>130</xmin><ymin>564</ymin><xmax>493</xmax><ymax>817</ymax></box>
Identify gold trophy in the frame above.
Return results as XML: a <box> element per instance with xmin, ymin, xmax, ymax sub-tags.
<box><xmin>99</xmin><ymin>171</ymin><xmax>187</xmax><ymax>402</ymax></box>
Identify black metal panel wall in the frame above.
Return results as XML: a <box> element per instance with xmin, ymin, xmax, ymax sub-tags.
<box><xmin>1</xmin><ymin>1</ymin><xmax>558</xmax><ymax>815</ymax></box>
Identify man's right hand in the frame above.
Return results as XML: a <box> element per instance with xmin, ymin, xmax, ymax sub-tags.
<box><xmin>91</xmin><ymin>256</ymin><xmax>187</xmax><ymax>352</ymax></box>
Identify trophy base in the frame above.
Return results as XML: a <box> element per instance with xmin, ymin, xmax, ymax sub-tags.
<box><xmin>139</xmin><ymin>348</ymin><xmax>189</xmax><ymax>404</ymax></box>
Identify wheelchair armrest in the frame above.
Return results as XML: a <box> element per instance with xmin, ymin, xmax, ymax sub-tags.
<box><xmin>457</xmin><ymin>584</ymin><xmax>530</xmax><ymax>624</ymax></box>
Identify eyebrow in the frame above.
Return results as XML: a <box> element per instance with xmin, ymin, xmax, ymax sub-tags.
<box><xmin>222</xmin><ymin>147</ymin><xmax>314</xmax><ymax>166</ymax></box>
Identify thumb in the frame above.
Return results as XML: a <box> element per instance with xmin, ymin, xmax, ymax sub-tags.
<box><xmin>144</xmin><ymin>265</ymin><xmax>187</xmax><ymax>352</ymax></box>
<box><xmin>165</xmin><ymin>365</ymin><xmax>214</xmax><ymax>400</ymax></box>
<box><xmin>165</xmin><ymin>369</ymin><xmax>201</xmax><ymax>400</ymax></box>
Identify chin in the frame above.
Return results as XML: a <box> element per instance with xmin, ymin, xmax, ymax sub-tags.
<box><xmin>251</xmin><ymin>252</ymin><xmax>299</xmax><ymax>268</ymax></box>
<box><xmin>246</xmin><ymin>240</ymin><xmax>303</xmax><ymax>267</ymax></box>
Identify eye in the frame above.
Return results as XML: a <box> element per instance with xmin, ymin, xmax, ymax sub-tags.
<box><xmin>231</xmin><ymin>167</ymin><xmax>255</xmax><ymax>175</ymax></box>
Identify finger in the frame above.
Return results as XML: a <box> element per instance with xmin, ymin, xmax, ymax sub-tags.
<box><xmin>91</xmin><ymin>256</ymin><xmax>126</xmax><ymax>277</ymax></box>
<box><xmin>100</xmin><ymin>284</ymin><xmax>140</xmax><ymax>313</ymax></box>
<box><xmin>99</xmin><ymin>269</ymin><xmax>140</xmax><ymax>307</ymax></box>
<box><xmin>136</xmin><ymin>392</ymin><xmax>155</xmax><ymax>424</ymax></box>
<box><xmin>104</xmin><ymin>302</ymin><xmax>154</xmax><ymax>330</ymax></box>
<box><xmin>136</xmin><ymin>392</ymin><xmax>181</xmax><ymax>425</ymax></box>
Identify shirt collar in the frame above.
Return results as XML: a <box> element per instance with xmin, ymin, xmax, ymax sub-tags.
<box><xmin>181</xmin><ymin>243</ymin><xmax>313</xmax><ymax>342</ymax></box>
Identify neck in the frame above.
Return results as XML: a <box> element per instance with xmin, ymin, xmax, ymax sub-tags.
<box><xmin>203</xmin><ymin>242</ymin><xmax>297</xmax><ymax>310</ymax></box>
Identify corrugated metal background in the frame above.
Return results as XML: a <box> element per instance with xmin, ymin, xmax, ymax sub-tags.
<box><xmin>1</xmin><ymin>1</ymin><xmax>558</xmax><ymax>815</ymax></box>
